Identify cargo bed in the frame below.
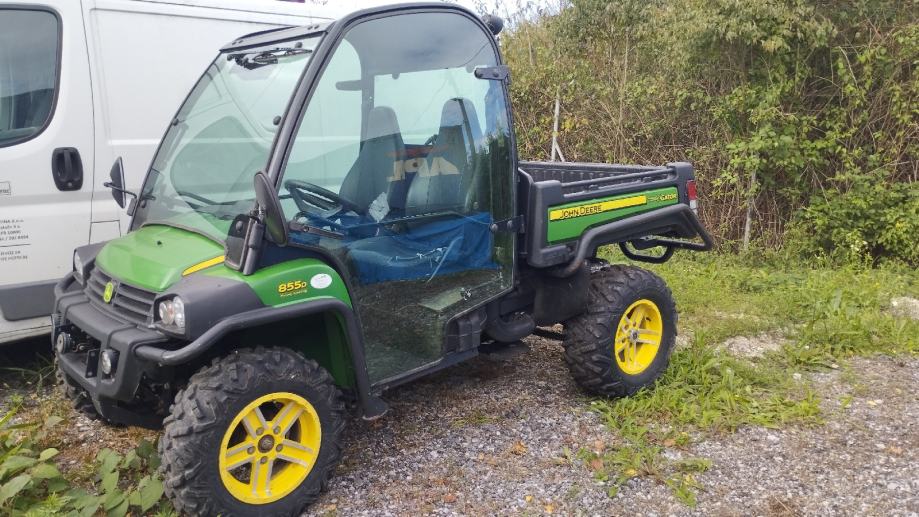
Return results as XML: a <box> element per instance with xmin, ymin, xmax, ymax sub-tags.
<box><xmin>518</xmin><ymin>161</ymin><xmax>712</xmax><ymax>272</ymax></box>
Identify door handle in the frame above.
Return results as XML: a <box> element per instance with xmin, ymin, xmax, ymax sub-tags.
<box><xmin>51</xmin><ymin>147</ymin><xmax>84</xmax><ymax>191</ymax></box>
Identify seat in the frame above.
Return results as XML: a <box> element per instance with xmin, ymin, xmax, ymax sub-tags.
<box><xmin>346</xmin><ymin>99</ymin><xmax>495</xmax><ymax>285</ymax></box>
<box><xmin>404</xmin><ymin>98</ymin><xmax>483</xmax><ymax>216</ymax></box>
<box><xmin>338</xmin><ymin>106</ymin><xmax>406</xmax><ymax>213</ymax></box>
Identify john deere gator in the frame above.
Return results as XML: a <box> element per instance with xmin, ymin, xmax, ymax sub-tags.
<box><xmin>52</xmin><ymin>3</ymin><xmax>712</xmax><ymax>515</ymax></box>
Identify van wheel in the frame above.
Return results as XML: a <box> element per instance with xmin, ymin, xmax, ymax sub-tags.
<box><xmin>159</xmin><ymin>347</ymin><xmax>346</xmax><ymax>517</ymax></box>
<box><xmin>563</xmin><ymin>265</ymin><xmax>677</xmax><ymax>397</ymax></box>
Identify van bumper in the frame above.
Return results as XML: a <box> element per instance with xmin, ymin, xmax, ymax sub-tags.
<box><xmin>52</xmin><ymin>272</ymin><xmax>169</xmax><ymax>428</ymax></box>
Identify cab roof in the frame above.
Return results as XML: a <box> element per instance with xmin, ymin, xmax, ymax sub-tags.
<box><xmin>220</xmin><ymin>2</ymin><xmax>478</xmax><ymax>52</ymax></box>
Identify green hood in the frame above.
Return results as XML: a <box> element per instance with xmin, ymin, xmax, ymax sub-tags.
<box><xmin>95</xmin><ymin>225</ymin><xmax>225</xmax><ymax>292</ymax></box>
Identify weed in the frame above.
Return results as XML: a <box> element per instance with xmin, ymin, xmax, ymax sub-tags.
<box><xmin>665</xmin><ymin>472</ymin><xmax>704</xmax><ymax>506</ymax></box>
<box><xmin>0</xmin><ymin>405</ymin><xmax>170</xmax><ymax>516</ymax></box>
<box><xmin>584</xmin><ymin>251</ymin><xmax>918</xmax><ymax>504</ymax></box>
<box><xmin>839</xmin><ymin>395</ymin><xmax>853</xmax><ymax>410</ymax></box>
<box><xmin>0</xmin><ymin>355</ymin><xmax>56</xmax><ymax>392</ymax></box>
<box><xmin>451</xmin><ymin>409</ymin><xmax>501</xmax><ymax>428</ymax></box>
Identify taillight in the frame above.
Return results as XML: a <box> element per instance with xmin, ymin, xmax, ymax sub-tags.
<box><xmin>686</xmin><ymin>180</ymin><xmax>698</xmax><ymax>212</ymax></box>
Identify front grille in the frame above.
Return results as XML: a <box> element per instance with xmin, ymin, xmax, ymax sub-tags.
<box><xmin>85</xmin><ymin>267</ymin><xmax>156</xmax><ymax>324</ymax></box>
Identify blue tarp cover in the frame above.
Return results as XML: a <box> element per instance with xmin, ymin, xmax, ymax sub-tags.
<box><xmin>346</xmin><ymin>212</ymin><xmax>496</xmax><ymax>284</ymax></box>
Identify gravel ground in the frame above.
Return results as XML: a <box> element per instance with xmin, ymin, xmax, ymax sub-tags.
<box><xmin>610</xmin><ymin>354</ymin><xmax>919</xmax><ymax>517</ymax></box>
<box><xmin>3</xmin><ymin>333</ymin><xmax>916</xmax><ymax>516</ymax></box>
<box><xmin>308</xmin><ymin>336</ymin><xmax>919</xmax><ymax>517</ymax></box>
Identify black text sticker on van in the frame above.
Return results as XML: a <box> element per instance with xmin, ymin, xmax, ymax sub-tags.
<box><xmin>0</xmin><ymin>182</ymin><xmax>10</xmax><ymax>196</ymax></box>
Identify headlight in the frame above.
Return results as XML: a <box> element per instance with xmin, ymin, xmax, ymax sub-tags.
<box><xmin>172</xmin><ymin>297</ymin><xmax>185</xmax><ymax>329</ymax></box>
<box><xmin>73</xmin><ymin>251</ymin><xmax>84</xmax><ymax>283</ymax></box>
<box><xmin>158</xmin><ymin>299</ymin><xmax>175</xmax><ymax>325</ymax></box>
<box><xmin>157</xmin><ymin>297</ymin><xmax>185</xmax><ymax>330</ymax></box>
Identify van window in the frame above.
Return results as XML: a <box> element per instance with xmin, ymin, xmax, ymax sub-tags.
<box><xmin>0</xmin><ymin>9</ymin><xmax>59</xmax><ymax>148</ymax></box>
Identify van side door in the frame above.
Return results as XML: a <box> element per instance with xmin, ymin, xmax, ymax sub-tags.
<box><xmin>0</xmin><ymin>1</ymin><xmax>94</xmax><ymax>340</ymax></box>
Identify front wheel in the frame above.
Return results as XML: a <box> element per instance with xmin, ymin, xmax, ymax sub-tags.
<box><xmin>563</xmin><ymin>265</ymin><xmax>677</xmax><ymax>397</ymax></box>
<box><xmin>159</xmin><ymin>347</ymin><xmax>346</xmax><ymax>517</ymax></box>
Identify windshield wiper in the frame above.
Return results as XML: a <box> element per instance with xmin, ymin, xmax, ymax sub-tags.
<box><xmin>227</xmin><ymin>46</ymin><xmax>312</xmax><ymax>70</ymax></box>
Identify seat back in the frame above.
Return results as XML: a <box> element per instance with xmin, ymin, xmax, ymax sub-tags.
<box><xmin>339</xmin><ymin>106</ymin><xmax>405</xmax><ymax>212</ymax></box>
<box><xmin>404</xmin><ymin>98</ymin><xmax>482</xmax><ymax>216</ymax></box>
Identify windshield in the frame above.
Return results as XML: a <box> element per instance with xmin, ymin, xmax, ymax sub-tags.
<box><xmin>131</xmin><ymin>36</ymin><xmax>320</xmax><ymax>243</ymax></box>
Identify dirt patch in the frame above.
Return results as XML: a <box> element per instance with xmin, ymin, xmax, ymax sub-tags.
<box><xmin>719</xmin><ymin>332</ymin><xmax>787</xmax><ymax>358</ymax></box>
<box><xmin>889</xmin><ymin>297</ymin><xmax>919</xmax><ymax>320</ymax></box>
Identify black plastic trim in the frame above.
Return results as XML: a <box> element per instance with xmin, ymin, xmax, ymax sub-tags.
<box><xmin>54</xmin><ymin>273</ymin><xmax>170</xmax><ymax>407</ymax></box>
<box><xmin>73</xmin><ymin>241</ymin><xmax>106</xmax><ymax>285</ymax></box>
<box><xmin>554</xmin><ymin>203</ymin><xmax>714</xmax><ymax>277</ymax></box>
<box><xmin>134</xmin><ymin>298</ymin><xmax>387</xmax><ymax>419</ymax></box>
<box><xmin>152</xmin><ymin>273</ymin><xmax>266</xmax><ymax>340</ymax></box>
<box><xmin>372</xmin><ymin>348</ymin><xmax>478</xmax><ymax>392</ymax></box>
<box><xmin>0</xmin><ymin>280</ymin><xmax>56</xmax><ymax>321</ymax></box>
<box><xmin>220</xmin><ymin>21</ymin><xmax>331</xmax><ymax>52</ymax></box>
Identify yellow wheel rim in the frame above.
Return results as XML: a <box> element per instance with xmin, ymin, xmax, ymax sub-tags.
<box><xmin>614</xmin><ymin>299</ymin><xmax>663</xmax><ymax>375</ymax></box>
<box><xmin>218</xmin><ymin>392</ymin><xmax>321</xmax><ymax>505</ymax></box>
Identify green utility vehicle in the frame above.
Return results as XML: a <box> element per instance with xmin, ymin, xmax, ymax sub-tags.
<box><xmin>52</xmin><ymin>4</ymin><xmax>711</xmax><ymax>515</ymax></box>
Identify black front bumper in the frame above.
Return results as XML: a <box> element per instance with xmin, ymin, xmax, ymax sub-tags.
<box><xmin>53</xmin><ymin>272</ymin><xmax>169</xmax><ymax>426</ymax></box>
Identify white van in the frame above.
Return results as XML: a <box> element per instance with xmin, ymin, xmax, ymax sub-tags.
<box><xmin>0</xmin><ymin>0</ymin><xmax>338</xmax><ymax>344</ymax></box>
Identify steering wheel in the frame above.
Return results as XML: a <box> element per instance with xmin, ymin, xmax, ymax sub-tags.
<box><xmin>284</xmin><ymin>179</ymin><xmax>361</xmax><ymax>216</ymax></box>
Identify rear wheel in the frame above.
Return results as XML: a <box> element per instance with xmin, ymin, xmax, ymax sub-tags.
<box><xmin>563</xmin><ymin>265</ymin><xmax>677</xmax><ymax>397</ymax></box>
<box><xmin>159</xmin><ymin>347</ymin><xmax>345</xmax><ymax>517</ymax></box>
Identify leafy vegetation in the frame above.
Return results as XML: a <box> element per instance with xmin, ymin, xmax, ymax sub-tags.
<box><xmin>579</xmin><ymin>250</ymin><xmax>919</xmax><ymax>504</ymax></box>
<box><xmin>502</xmin><ymin>0</ymin><xmax>918</xmax><ymax>263</ymax></box>
<box><xmin>0</xmin><ymin>401</ymin><xmax>169</xmax><ymax>516</ymax></box>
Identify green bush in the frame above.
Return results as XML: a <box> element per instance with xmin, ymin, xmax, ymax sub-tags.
<box><xmin>502</xmin><ymin>0</ymin><xmax>918</xmax><ymax>259</ymax></box>
<box><xmin>790</xmin><ymin>178</ymin><xmax>919</xmax><ymax>265</ymax></box>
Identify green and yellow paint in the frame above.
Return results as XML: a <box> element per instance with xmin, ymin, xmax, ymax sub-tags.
<box><xmin>546</xmin><ymin>187</ymin><xmax>679</xmax><ymax>243</ymax></box>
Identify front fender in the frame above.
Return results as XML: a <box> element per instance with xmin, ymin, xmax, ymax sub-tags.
<box><xmin>134</xmin><ymin>298</ymin><xmax>387</xmax><ymax>419</ymax></box>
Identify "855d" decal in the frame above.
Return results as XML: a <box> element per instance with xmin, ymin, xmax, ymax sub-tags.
<box><xmin>277</xmin><ymin>280</ymin><xmax>308</xmax><ymax>296</ymax></box>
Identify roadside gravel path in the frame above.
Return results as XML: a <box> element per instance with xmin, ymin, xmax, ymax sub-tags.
<box><xmin>309</xmin><ymin>336</ymin><xmax>918</xmax><ymax>516</ymax></box>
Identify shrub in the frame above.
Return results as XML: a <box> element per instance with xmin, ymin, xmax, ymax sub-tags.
<box><xmin>502</xmin><ymin>0</ymin><xmax>918</xmax><ymax>257</ymax></box>
<box><xmin>789</xmin><ymin>178</ymin><xmax>919</xmax><ymax>265</ymax></box>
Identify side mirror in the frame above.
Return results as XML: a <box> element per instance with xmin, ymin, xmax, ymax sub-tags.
<box><xmin>107</xmin><ymin>157</ymin><xmax>125</xmax><ymax>208</ymax></box>
<box><xmin>103</xmin><ymin>157</ymin><xmax>136</xmax><ymax>209</ymax></box>
<box><xmin>253</xmin><ymin>171</ymin><xmax>288</xmax><ymax>246</ymax></box>
<box><xmin>482</xmin><ymin>14</ymin><xmax>504</xmax><ymax>35</ymax></box>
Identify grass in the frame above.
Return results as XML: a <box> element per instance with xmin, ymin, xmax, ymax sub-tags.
<box><xmin>583</xmin><ymin>250</ymin><xmax>919</xmax><ymax>505</ymax></box>
<box><xmin>0</xmin><ymin>339</ymin><xmax>56</xmax><ymax>392</ymax></box>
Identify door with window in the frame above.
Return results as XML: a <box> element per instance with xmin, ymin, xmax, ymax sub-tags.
<box><xmin>0</xmin><ymin>2</ymin><xmax>94</xmax><ymax>331</ymax></box>
<box><xmin>279</xmin><ymin>11</ymin><xmax>514</xmax><ymax>383</ymax></box>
